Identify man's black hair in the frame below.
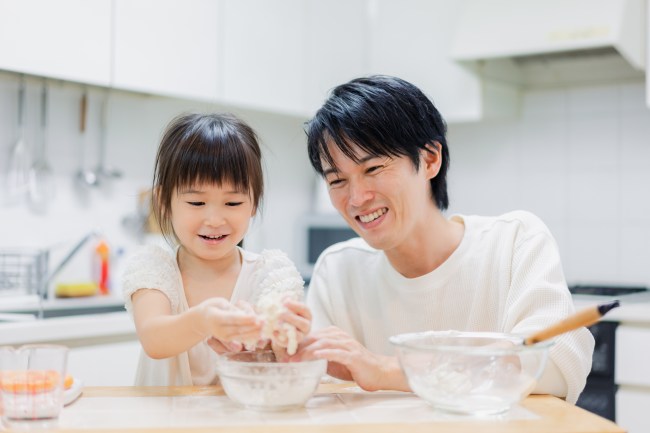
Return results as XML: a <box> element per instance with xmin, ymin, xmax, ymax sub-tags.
<box><xmin>305</xmin><ymin>75</ymin><xmax>450</xmax><ymax>210</ymax></box>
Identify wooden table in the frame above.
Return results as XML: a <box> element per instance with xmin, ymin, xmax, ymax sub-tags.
<box><xmin>50</xmin><ymin>383</ymin><xmax>624</xmax><ymax>433</ymax></box>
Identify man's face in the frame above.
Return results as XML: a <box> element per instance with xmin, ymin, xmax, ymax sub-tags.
<box><xmin>322</xmin><ymin>141</ymin><xmax>439</xmax><ymax>253</ymax></box>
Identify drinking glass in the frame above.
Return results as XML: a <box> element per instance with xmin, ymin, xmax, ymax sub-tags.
<box><xmin>0</xmin><ymin>344</ymin><xmax>69</xmax><ymax>429</ymax></box>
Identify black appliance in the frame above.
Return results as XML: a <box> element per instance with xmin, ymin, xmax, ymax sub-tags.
<box><xmin>576</xmin><ymin>321</ymin><xmax>618</xmax><ymax>421</ymax></box>
<box><xmin>570</xmin><ymin>284</ymin><xmax>648</xmax><ymax>422</ymax></box>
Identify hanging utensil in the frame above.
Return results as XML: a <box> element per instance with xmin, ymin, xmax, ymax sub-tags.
<box><xmin>6</xmin><ymin>75</ymin><xmax>30</xmax><ymax>204</ymax></box>
<box><xmin>74</xmin><ymin>90</ymin><xmax>98</xmax><ymax>198</ymax></box>
<box><xmin>95</xmin><ymin>89</ymin><xmax>122</xmax><ymax>186</ymax></box>
<box><xmin>28</xmin><ymin>79</ymin><xmax>55</xmax><ymax>213</ymax></box>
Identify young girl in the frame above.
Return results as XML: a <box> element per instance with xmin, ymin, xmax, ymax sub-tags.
<box><xmin>122</xmin><ymin>113</ymin><xmax>311</xmax><ymax>386</ymax></box>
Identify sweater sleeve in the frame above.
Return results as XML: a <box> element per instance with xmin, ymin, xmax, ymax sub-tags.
<box><xmin>306</xmin><ymin>252</ymin><xmax>337</xmax><ymax>331</ymax></box>
<box><xmin>121</xmin><ymin>245</ymin><xmax>180</xmax><ymax>315</ymax></box>
<box><xmin>503</xmin><ymin>221</ymin><xmax>594</xmax><ymax>404</ymax></box>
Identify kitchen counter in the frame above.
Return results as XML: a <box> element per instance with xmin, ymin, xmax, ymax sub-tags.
<box><xmin>0</xmin><ymin>311</ymin><xmax>134</xmax><ymax>346</ymax></box>
<box><xmin>573</xmin><ymin>291</ymin><xmax>650</xmax><ymax>324</ymax></box>
<box><xmin>52</xmin><ymin>383</ymin><xmax>622</xmax><ymax>432</ymax></box>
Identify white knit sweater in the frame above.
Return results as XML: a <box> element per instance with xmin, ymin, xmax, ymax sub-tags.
<box><xmin>307</xmin><ymin>210</ymin><xmax>594</xmax><ymax>403</ymax></box>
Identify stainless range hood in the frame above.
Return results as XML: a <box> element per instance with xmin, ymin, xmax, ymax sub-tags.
<box><xmin>451</xmin><ymin>0</ymin><xmax>646</xmax><ymax>87</ymax></box>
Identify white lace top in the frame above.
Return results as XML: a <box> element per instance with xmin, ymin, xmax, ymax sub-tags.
<box><xmin>122</xmin><ymin>244</ymin><xmax>303</xmax><ymax>386</ymax></box>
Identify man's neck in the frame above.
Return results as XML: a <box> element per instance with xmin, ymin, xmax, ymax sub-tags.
<box><xmin>384</xmin><ymin>211</ymin><xmax>465</xmax><ymax>279</ymax></box>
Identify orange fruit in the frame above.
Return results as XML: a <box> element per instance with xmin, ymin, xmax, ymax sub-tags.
<box><xmin>0</xmin><ymin>370</ymin><xmax>63</xmax><ymax>393</ymax></box>
<box><xmin>64</xmin><ymin>374</ymin><xmax>74</xmax><ymax>390</ymax></box>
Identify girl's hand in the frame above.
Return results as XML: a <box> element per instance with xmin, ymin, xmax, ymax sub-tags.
<box><xmin>197</xmin><ymin>297</ymin><xmax>261</xmax><ymax>343</ymax></box>
<box><xmin>280</xmin><ymin>299</ymin><xmax>312</xmax><ymax>342</ymax></box>
<box><xmin>206</xmin><ymin>337</ymin><xmax>243</xmax><ymax>354</ymax></box>
<box><xmin>272</xmin><ymin>299</ymin><xmax>312</xmax><ymax>360</ymax></box>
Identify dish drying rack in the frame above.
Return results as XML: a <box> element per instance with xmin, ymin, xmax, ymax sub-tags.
<box><xmin>0</xmin><ymin>249</ymin><xmax>49</xmax><ymax>298</ymax></box>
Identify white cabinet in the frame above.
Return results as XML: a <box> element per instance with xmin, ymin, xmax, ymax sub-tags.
<box><xmin>112</xmin><ymin>0</ymin><xmax>221</xmax><ymax>101</ymax></box>
<box><xmin>615</xmin><ymin>324</ymin><xmax>650</xmax><ymax>433</ymax></box>
<box><xmin>617</xmin><ymin>388</ymin><xmax>650</xmax><ymax>433</ymax></box>
<box><xmin>221</xmin><ymin>0</ymin><xmax>305</xmax><ymax>116</ymax></box>
<box><xmin>67</xmin><ymin>339</ymin><xmax>140</xmax><ymax>386</ymax></box>
<box><xmin>647</xmin><ymin>0</ymin><xmax>649</xmax><ymax>108</ymax></box>
<box><xmin>0</xmin><ymin>0</ymin><xmax>112</xmax><ymax>86</ymax></box>
<box><xmin>221</xmin><ymin>0</ymin><xmax>367</xmax><ymax>117</ymax></box>
<box><xmin>302</xmin><ymin>0</ymin><xmax>368</xmax><ymax>116</ymax></box>
<box><xmin>366</xmin><ymin>0</ymin><xmax>517</xmax><ymax>123</ymax></box>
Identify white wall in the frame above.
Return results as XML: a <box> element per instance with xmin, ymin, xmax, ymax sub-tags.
<box><xmin>0</xmin><ymin>71</ymin><xmax>313</xmax><ymax>294</ymax></box>
<box><xmin>447</xmin><ymin>81</ymin><xmax>650</xmax><ymax>286</ymax></box>
<box><xmin>1</xmin><ymin>70</ymin><xmax>649</xmax><ymax>291</ymax></box>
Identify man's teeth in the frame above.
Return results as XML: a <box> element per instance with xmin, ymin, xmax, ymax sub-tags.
<box><xmin>359</xmin><ymin>208</ymin><xmax>386</xmax><ymax>223</ymax></box>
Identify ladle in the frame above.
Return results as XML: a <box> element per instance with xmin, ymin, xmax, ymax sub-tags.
<box><xmin>28</xmin><ymin>79</ymin><xmax>55</xmax><ymax>213</ymax></box>
<box><xmin>7</xmin><ymin>75</ymin><xmax>30</xmax><ymax>203</ymax></box>
<box><xmin>95</xmin><ymin>90</ymin><xmax>122</xmax><ymax>185</ymax></box>
<box><xmin>75</xmin><ymin>90</ymin><xmax>98</xmax><ymax>190</ymax></box>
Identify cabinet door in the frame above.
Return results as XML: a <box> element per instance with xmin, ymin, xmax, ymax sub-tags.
<box><xmin>0</xmin><ymin>0</ymin><xmax>111</xmax><ymax>86</ymax></box>
<box><xmin>67</xmin><ymin>339</ymin><xmax>141</xmax><ymax>386</ymax></box>
<box><xmin>617</xmin><ymin>388</ymin><xmax>650</xmax><ymax>433</ymax></box>
<box><xmin>113</xmin><ymin>0</ymin><xmax>220</xmax><ymax>101</ymax></box>
<box><xmin>302</xmin><ymin>0</ymin><xmax>368</xmax><ymax>116</ymax></box>
<box><xmin>221</xmin><ymin>0</ymin><xmax>305</xmax><ymax>116</ymax></box>
<box><xmin>366</xmin><ymin>0</ymin><xmax>514</xmax><ymax>122</ymax></box>
<box><xmin>616</xmin><ymin>325</ymin><xmax>650</xmax><ymax>386</ymax></box>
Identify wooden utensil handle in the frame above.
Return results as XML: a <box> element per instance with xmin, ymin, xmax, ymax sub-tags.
<box><xmin>524</xmin><ymin>300</ymin><xmax>620</xmax><ymax>345</ymax></box>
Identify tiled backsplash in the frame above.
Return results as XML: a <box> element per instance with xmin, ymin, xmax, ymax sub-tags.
<box><xmin>1</xmin><ymin>70</ymin><xmax>649</xmax><ymax>289</ymax></box>
<box><xmin>447</xmin><ymin>82</ymin><xmax>650</xmax><ymax>286</ymax></box>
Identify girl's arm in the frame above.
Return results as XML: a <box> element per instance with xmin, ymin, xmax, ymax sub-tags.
<box><xmin>131</xmin><ymin>289</ymin><xmax>262</xmax><ymax>359</ymax></box>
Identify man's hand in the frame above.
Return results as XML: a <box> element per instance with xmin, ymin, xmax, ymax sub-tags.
<box><xmin>290</xmin><ymin>326</ymin><xmax>410</xmax><ymax>392</ymax></box>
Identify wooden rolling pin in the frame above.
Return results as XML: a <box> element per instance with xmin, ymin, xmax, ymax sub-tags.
<box><xmin>524</xmin><ymin>300</ymin><xmax>620</xmax><ymax>345</ymax></box>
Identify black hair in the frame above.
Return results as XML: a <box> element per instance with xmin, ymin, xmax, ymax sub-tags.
<box><xmin>305</xmin><ymin>75</ymin><xmax>450</xmax><ymax>210</ymax></box>
<box><xmin>152</xmin><ymin>112</ymin><xmax>263</xmax><ymax>243</ymax></box>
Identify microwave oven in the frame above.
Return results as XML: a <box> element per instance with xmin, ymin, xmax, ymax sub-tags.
<box><xmin>295</xmin><ymin>214</ymin><xmax>357</xmax><ymax>281</ymax></box>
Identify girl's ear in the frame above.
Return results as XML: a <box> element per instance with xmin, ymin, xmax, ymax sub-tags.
<box><xmin>421</xmin><ymin>141</ymin><xmax>442</xmax><ymax>180</ymax></box>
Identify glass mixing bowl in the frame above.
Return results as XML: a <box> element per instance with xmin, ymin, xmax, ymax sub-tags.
<box><xmin>215</xmin><ymin>350</ymin><xmax>326</xmax><ymax>411</ymax></box>
<box><xmin>390</xmin><ymin>330</ymin><xmax>553</xmax><ymax>415</ymax></box>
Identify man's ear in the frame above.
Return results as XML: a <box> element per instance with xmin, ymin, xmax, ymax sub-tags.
<box><xmin>422</xmin><ymin>141</ymin><xmax>442</xmax><ymax>179</ymax></box>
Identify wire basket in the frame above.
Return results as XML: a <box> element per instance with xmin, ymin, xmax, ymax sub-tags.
<box><xmin>0</xmin><ymin>249</ymin><xmax>49</xmax><ymax>297</ymax></box>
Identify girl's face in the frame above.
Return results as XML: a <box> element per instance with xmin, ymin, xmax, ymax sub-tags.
<box><xmin>170</xmin><ymin>181</ymin><xmax>255</xmax><ymax>262</ymax></box>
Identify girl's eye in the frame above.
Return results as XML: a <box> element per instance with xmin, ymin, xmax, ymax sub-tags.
<box><xmin>366</xmin><ymin>165</ymin><xmax>383</xmax><ymax>174</ymax></box>
<box><xmin>226</xmin><ymin>202</ymin><xmax>244</xmax><ymax>207</ymax></box>
<box><xmin>328</xmin><ymin>178</ymin><xmax>344</xmax><ymax>187</ymax></box>
<box><xmin>187</xmin><ymin>201</ymin><xmax>204</xmax><ymax>206</ymax></box>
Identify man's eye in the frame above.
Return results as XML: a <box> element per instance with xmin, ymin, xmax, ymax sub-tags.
<box><xmin>187</xmin><ymin>201</ymin><xmax>204</xmax><ymax>206</ymax></box>
<box><xmin>328</xmin><ymin>179</ymin><xmax>344</xmax><ymax>187</ymax></box>
<box><xmin>366</xmin><ymin>165</ymin><xmax>383</xmax><ymax>174</ymax></box>
<box><xmin>226</xmin><ymin>202</ymin><xmax>244</xmax><ymax>207</ymax></box>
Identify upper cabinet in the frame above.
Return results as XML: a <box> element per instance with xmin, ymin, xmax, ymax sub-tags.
<box><xmin>220</xmin><ymin>0</ymin><xmax>305</xmax><ymax>115</ymax></box>
<box><xmin>302</xmin><ymin>0</ymin><xmax>368</xmax><ymax>116</ymax></box>
<box><xmin>112</xmin><ymin>0</ymin><xmax>221</xmax><ymax>101</ymax></box>
<box><xmin>0</xmin><ymin>0</ymin><xmax>112</xmax><ymax>86</ymax></box>
<box><xmin>366</xmin><ymin>0</ymin><xmax>518</xmax><ymax>122</ymax></box>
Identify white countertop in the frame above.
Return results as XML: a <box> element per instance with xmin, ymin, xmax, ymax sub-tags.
<box><xmin>2</xmin><ymin>293</ymin><xmax>649</xmax><ymax>348</ymax></box>
<box><xmin>573</xmin><ymin>292</ymin><xmax>650</xmax><ymax>325</ymax></box>
<box><xmin>0</xmin><ymin>311</ymin><xmax>135</xmax><ymax>345</ymax></box>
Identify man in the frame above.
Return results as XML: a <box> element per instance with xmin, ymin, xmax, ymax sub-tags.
<box><xmin>293</xmin><ymin>75</ymin><xmax>593</xmax><ymax>403</ymax></box>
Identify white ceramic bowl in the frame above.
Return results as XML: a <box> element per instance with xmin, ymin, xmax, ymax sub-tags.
<box><xmin>216</xmin><ymin>350</ymin><xmax>326</xmax><ymax>411</ymax></box>
<box><xmin>390</xmin><ymin>331</ymin><xmax>553</xmax><ymax>415</ymax></box>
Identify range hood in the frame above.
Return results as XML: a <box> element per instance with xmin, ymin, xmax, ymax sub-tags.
<box><xmin>451</xmin><ymin>0</ymin><xmax>646</xmax><ymax>87</ymax></box>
